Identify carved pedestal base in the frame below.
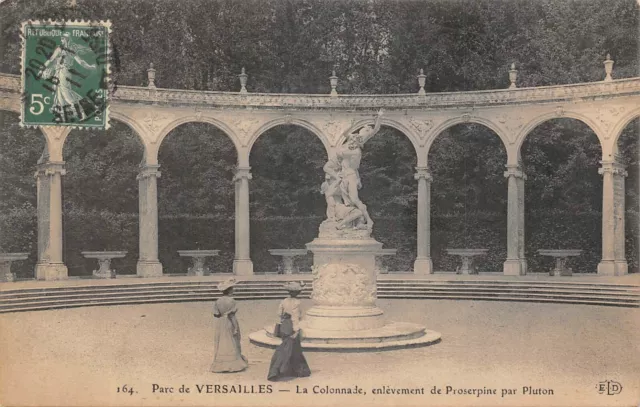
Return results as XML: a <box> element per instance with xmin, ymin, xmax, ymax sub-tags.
<box><xmin>250</xmin><ymin>237</ymin><xmax>442</xmax><ymax>351</ymax></box>
<box><xmin>35</xmin><ymin>263</ymin><xmax>68</xmax><ymax>281</ymax></box>
<box><xmin>93</xmin><ymin>258</ymin><xmax>116</xmax><ymax>279</ymax></box>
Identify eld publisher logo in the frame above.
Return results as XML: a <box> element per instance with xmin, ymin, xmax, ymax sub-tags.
<box><xmin>596</xmin><ymin>380</ymin><xmax>622</xmax><ymax>395</ymax></box>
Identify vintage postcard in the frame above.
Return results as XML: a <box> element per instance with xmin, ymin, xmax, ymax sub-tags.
<box><xmin>0</xmin><ymin>0</ymin><xmax>638</xmax><ymax>407</ymax></box>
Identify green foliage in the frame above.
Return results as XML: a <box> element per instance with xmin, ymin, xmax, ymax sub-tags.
<box><xmin>0</xmin><ymin>0</ymin><xmax>638</xmax><ymax>276</ymax></box>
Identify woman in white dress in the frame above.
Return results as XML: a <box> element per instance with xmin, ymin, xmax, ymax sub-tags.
<box><xmin>267</xmin><ymin>281</ymin><xmax>311</xmax><ymax>381</ymax></box>
<box><xmin>210</xmin><ymin>278</ymin><xmax>248</xmax><ymax>373</ymax></box>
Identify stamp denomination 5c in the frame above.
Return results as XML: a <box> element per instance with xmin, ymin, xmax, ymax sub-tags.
<box><xmin>20</xmin><ymin>20</ymin><xmax>111</xmax><ymax>129</ymax></box>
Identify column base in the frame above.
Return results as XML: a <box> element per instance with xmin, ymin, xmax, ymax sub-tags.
<box><xmin>35</xmin><ymin>263</ymin><xmax>68</xmax><ymax>280</ymax></box>
<box><xmin>136</xmin><ymin>261</ymin><xmax>163</xmax><ymax>277</ymax></box>
<box><xmin>233</xmin><ymin>259</ymin><xmax>254</xmax><ymax>276</ymax></box>
<box><xmin>413</xmin><ymin>258</ymin><xmax>433</xmax><ymax>274</ymax></box>
<box><xmin>597</xmin><ymin>260</ymin><xmax>628</xmax><ymax>276</ymax></box>
<box><xmin>503</xmin><ymin>259</ymin><xmax>526</xmax><ymax>276</ymax></box>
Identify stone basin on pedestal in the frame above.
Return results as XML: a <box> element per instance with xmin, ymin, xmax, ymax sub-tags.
<box><xmin>0</xmin><ymin>253</ymin><xmax>29</xmax><ymax>282</ymax></box>
<box><xmin>178</xmin><ymin>250</ymin><xmax>220</xmax><ymax>276</ymax></box>
<box><xmin>81</xmin><ymin>251</ymin><xmax>127</xmax><ymax>279</ymax></box>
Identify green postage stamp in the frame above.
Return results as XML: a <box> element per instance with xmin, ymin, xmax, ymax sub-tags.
<box><xmin>20</xmin><ymin>20</ymin><xmax>111</xmax><ymax>129</ymax></box>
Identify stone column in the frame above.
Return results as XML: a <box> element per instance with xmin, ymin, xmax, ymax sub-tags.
<box><xmin>414</xmin><ymin>166</ymin><xmax>433</xmax><ymax>274</ymax></box>
<box><xmin>34</xmin><ymin>161</ymin><xmax>68</xmax><ymax>280</ymax></box>
<box><xmin>233</xmin><ymin>166</ymin><xmax>253</xmax><ymax>275</ymax></box>
<box><xmin>503</xmin><ymin>165</ymin><xmax>527</xmax><ymax>275</ymax></box>
<box><xmin>136</xmin><ymin>164</ymin><xmax>163</xmax><ymax>277</ymax></box>
<box><xmin>597</xmin><ymin>159</ymin><xmax>628</xmax><ymax>275</ymax></box>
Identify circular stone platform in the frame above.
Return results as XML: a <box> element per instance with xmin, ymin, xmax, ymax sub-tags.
<box><xmin>249</xmin><ymin>322</ymin><xmax>442</xmax><ymax>351</ymax></box>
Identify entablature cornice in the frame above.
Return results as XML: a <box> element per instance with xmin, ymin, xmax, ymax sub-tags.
<box><xmin>1</xmin><ymin>72</ymin><xmax>640</xmax><ymax>111</ymax></box>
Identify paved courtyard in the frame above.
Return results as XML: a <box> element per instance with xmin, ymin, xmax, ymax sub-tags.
<box><xmin>1</xmin><ymin>299</ymin><xmax>638</xmax><ymax>407</ymax></box>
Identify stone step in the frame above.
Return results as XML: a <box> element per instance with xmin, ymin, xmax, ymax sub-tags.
<box><xmin>1</xmin><ymin>293</ymin><xmax>636</xmax><ymax>314</ymax></box>
<box><xmin>1</xmin><ymin>286</ymin><xmax>638</xmax><ymax>304</ymax></box>
<box><xmin>1</xmin><ymin>288</ymin><xmax>637</xmax><ymax>309</ymax></box>
<box><xmin>3</xmin><ymin>278</ymin><xmax>638</xmax><ymax>295</ymax></box>
<box><xmin>2</xmin><ymin>280</ymin><xmax>637</xmax><ymax>297</ymax></box>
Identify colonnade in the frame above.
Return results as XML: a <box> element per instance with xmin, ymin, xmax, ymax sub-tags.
<box><xmin>0</xmin><ymin>67</ymin><xmax>636</xmax><ymax>280</ymax></box>
<box><xmin>29</xmin><ymin>141</ymin><xmax>629</xmax><ymax>279</ymax></box>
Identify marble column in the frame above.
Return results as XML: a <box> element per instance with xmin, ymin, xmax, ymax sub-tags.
<box><xmin>597</xmin><ymin>159</ymin><xmax>628</xmax><ymax>275</ymax></box>
<box><xmin>503</xmin><ymin>165</ymin><xmax>527</xmax><ymax>275</ymax></box>
<box><xmin>136</xmin><ymin>164</ymin><xmax>163</xmax><ymax>277</ymax></box>
<box><xmin>414</xmin><ymin>166</ymin><xmax>433</xmax><ymax>274</ymax></box>
<box><xmin>34</xmin><ymin>161</ymin><xmax>68</xmax><ymax>280</ymax></box>
<box><xmin>233</xmin><ymin>166</ymin><xmax>253</xmax><ymax>275</ymax></box>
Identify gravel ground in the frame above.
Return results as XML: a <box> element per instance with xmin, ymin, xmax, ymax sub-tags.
<box><xmin>1</xmin><ymin>299</ymin><xmax>638</xmax><ymax>407</ymax></box>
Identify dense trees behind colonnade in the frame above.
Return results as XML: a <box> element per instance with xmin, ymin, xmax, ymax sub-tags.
<box><xmin>0</xmin><ymin>0</ymin><xmax>638</xmax><ymax>276</ymax></box>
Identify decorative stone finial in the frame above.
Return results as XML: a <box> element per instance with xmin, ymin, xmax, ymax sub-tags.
<box><xmin>147</xmin><ymin>63</ymin><xmax>156</xmax><ymax>89</ymax></box>
<box><xmin>603</xmin><ymin>53</ymin><xmax>614</xmax><ymax>82</ymax></box>
<box><xmin>238</xmin><ymin>67</ymin><xmax>248</xmax><ymax>94</ymax></box>
<box><xmin>329</xmin><ymin>69</ymin><xmax>339</xmax><ymax>97</ymax></box>
<box><xmin>508</xmin><ymin>63</ymin><xmax>517</xmax><ymax>89</ymax></box>
<box><xmin>417</xmin><ymin>68</ymin><xmax>426</xmax><ymax>95</ymax></box>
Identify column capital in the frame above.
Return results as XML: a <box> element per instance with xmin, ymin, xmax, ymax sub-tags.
<box><xmin>233</xmin><ymin>166</ymin><xmax>252</xmax><ymax>182</ymax></box>
<box><xmin>598</xmin><ymin>160</ymin><xmax>627</xmax><ymax>177</ymax></box>
<box><xmin>414</xmin><ymin>166</ymin><xmax>433</xmax><ymax>181</ymax></box>
<box><xmin>36</xmin><ymin>161</ymin><xmax>66</xmax><ymax>177</ymax></box>
<box><xmin>504</xmin><ymin>165</ymin><xmax>526</xmax><ymax>180</ymax></box>
<box><xmin>137</xmin><ymin>164</ymin><xmax>161</xmax><ymax>180</ymax></box>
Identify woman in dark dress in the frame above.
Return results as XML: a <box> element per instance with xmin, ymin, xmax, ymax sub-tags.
<box><xmin>267</xmin><ymin>281</ymin><xmax>311</xmax><ymax>381</ymax></box>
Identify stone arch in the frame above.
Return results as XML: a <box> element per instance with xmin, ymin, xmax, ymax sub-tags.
<box><xmin>339</xmin><ymin>118</ymin><xmax>421</xmax><ymax>163</ymax></box>
<box><xmin>247</xmin><ymin>117</ymin><xmax>330</xmax><ymax>157</ymax></box>
<box><xmin>515</xmin><ymin>111</ymin><xmax>605</xmax><ymax>159</ymax></box>
<box><xmin>155</xmin><ymin>116</ymin><xmax>241</xmax><ymax>164</ymax></box>
<box><xmin>425</xmin><ymin>116</ymin><xmax>509</xmax><ymax>160</ymax></box>
<box><xmin>59</xmin><ymin>113</ymin><xmax>148</xmax><ymax>164</ymax></box>
<box><xmin>609</xmin><ymin>106</ymin><xmax>640</xmax><ymax>152</ymax></box>
<box><xmin>109</xmin><ymin>110</ymin><xmax>151</xmax><ymax>149</ymax></box>
<box><xmin>426</xmin><ymin>117</ymin><xmax>509</xmax><ymax>273</ymax></box>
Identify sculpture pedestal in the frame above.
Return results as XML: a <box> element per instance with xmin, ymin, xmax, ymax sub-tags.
<box><xmin>250</xmin><ymin>235</ymin><xmax>442</xmax><ymax>350</ymax></box>
<box><xmin>305</xmin><ymin>237</ymin><xmax>385</xmax><ymax>332</ymax></box>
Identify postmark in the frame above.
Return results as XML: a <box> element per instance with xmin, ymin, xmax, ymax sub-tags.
<box><xmin>20</xmin><ymin>20</ymin><xmax>111</xmax><ymax>129</ymax></box>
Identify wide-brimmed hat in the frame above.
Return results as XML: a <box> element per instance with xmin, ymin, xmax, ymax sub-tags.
<box><xmin>218</xmin><ymin>277</ymin><xmax>237</xmax><ymax>292</ymax></box>
<box><xmin>283</xmin><ymin>281</ymin><xmax>305</xmax><ymax>292</ymax></box>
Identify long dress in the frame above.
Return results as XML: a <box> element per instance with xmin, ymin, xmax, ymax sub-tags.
<box><xmin>267</xmin><ymin>297</ymin><xmax>311</xmax><ymax>381</ymax></box>
<box><xmin>210</xmin><ymin>295</ymin><xmax>248</xmax><ymax>373</ymax></box>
